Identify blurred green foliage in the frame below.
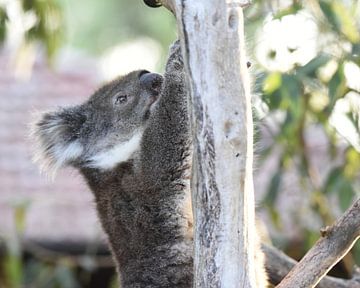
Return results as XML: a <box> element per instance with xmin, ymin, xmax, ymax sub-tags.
<box><xmin>246</xmin><ymin>0</ymin><xmax>360</xmax><ymax>270</ymax></box>
<box><xmin>0</xmin><ymin>0</ymin><xmax>359</xmax><ymax>285</ymax></box>
<box><xmin>21</xmin><ymin>0</ymin><xmax>63</xmax><ymax>58</ymax></box>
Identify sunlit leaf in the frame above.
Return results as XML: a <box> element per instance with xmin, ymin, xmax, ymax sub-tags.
<box><xmin>332</xmin><ymin>2</ymin><xmax>360</xmax><ymax>43</ymax></box>
<box><xmin>22</xmin><ymin>0</ymin><xmax>63</xmax><ymax>59</ymax></box>
<box><xmin>319</xmin><ymin>0</ymin><xmax>360</xmax><ymax>43</ymax></box>
<box><xmin>4</xmin><ymin>254</ymin><xmax>23</xmax><ymax>288</ymax></box>
<box><xmin>263</xmin><ymin>72</ymin><xmax>282</xmax><ymax>94</ymax></box>
<box><xmin>273</xmin><ymin>3</ymin><xmax>303</xmax><ymax>19</ymax></box>
<box><xmin>262</xmin><ymin>72</ymin><xmax>284</xmax><ymax>109</ymax></box>
<box><xmin>344</xmin><ymin>147</ymin><xmax>360</xmax><ymax>178</ymax></box>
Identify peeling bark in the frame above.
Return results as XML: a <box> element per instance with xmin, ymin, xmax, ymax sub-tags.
<box><xmin>161</xmin><ymin>1</ymin><xmax>259</xmax><ymax>287</ymax></box>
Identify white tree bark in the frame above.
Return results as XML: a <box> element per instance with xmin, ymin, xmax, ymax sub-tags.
<box><xmin>163</xmin><ymin>1</ymin><xmax>257</xmax><ymax>287</ymax></box>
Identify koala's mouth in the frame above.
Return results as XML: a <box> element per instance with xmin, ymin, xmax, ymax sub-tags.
<box><xmin>148</xmin><ymin>95</ymin><xmax>158</xmax><ymax>107</ymax></box>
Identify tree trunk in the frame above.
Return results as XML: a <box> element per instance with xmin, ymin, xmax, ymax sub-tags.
<box><xmin>165</xmin><ymin>1</ymin><xmax>258</xmax><ymax>287</ymax></box>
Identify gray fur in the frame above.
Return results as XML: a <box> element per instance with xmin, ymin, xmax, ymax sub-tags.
<box><xmin>33</xmin><ymin>43</ymin><xmax>193</xmax><ymax>287</ymax></box>
<box><xmin>33</xmin><ymin>42</ymin><xmax>267</xmax><ymax>287</ymax></box>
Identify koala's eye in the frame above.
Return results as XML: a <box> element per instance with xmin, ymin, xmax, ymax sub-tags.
<box><xmin>115</xmin><ymin>95</ymin><xmax>128</xmax><ymax>105</ymax></box>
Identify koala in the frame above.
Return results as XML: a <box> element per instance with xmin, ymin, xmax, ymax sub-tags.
<box><xmin>33</xmin><ymin>43</ymin><xmax>193</xmax><ymax>287</ymax></box>
<box><xmin>33</xmin><ymin>42</ymin><xmax>267</xmax><ymax>287</ymax></box>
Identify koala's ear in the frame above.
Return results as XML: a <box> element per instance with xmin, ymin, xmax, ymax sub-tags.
<box><xmin>32</xmin><ymin>106</ymin><xmax>86</xmax><ymax>174</ymax></box>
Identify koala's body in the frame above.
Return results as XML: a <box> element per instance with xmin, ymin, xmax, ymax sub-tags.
<box><xmin>33</xmin><ymin>43</ymin><xmax>267</xmax><ymax>287</ymax></box>
<box><xmin>34</xmin><ymin>43</ymin><xmax>193</xmax><ymax>287</ymax></box>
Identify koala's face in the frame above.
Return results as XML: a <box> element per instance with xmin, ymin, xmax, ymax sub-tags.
<box><xmin>33</xmin><ymin>70</ymin><xmax>163</xmax><ymax>172</ymax></box>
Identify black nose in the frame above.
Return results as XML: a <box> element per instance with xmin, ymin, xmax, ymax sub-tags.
<box><xmin>139</xmin><ymin>72</ymin><xmax>164</xmax><ymax>95</ymax></box>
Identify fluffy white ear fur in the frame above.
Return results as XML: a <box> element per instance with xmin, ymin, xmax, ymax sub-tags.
<box><xmin>52</xmin><ymin>141</ymin><xmax>83</xmax><ymax>169</ymax></box>
<box><xmin>31</xmin><ymin>111</ymin><xmax>83</xmax><ymax>176</ymax></box>
<box><xmin>87</xmin><ymin>131</ymin><xmax>143</xmax><ymax>170</ymax></box>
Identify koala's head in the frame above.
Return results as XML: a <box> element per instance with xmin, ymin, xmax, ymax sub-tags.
<box><xmin>32</xmin><ymin>70</ymin><xmax>163</xmax><ymax>173</ymax></box>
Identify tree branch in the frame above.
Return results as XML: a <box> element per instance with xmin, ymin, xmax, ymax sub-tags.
<box><xmin>157</xmin><ymin>0</ymin><xmax>252</xmax><ymax>12</ymax></box>
<box><xmin>263</xmin><ymin>244</ymin><xmax>360</xmax><ymax>288</ymax></box>
<box><xmin>143</xmin><ymin>2</ymin><xmax>360</xmax><ymax>287</ymax></box>
<box><xmin>166</xmin><ymin>0</ymin><xmax>260</xmax><ymax>287</ymax></box>
<box><xmin>276</xmin><ymin>198</ymin><xmax>360</xmax><ymax>288</ymax></box>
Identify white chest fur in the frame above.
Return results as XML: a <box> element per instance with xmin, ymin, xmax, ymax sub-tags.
<box><xmin>87</xmin><ymin>131</ymin><xmax>143</xmax><ymax>170</ymax></box>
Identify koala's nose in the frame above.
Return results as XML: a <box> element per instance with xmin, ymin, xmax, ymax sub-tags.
<box><xmin>139</xmin><ymin>72</ymin><xmax>164</xmax><ymax>95</ymax></box>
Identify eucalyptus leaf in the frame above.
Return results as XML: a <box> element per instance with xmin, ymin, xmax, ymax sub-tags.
<box><xmin>297</xmin><ymin>54</ymin><xmax>331</xmax><ymax>78</ymax></box>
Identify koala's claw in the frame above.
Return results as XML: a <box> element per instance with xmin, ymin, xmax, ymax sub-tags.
<box><xmin>170</xmin><ymin>40</ymin><xmax>181</xmax><ymax>54</ymax></box>
<box><xmin>167</xmin><ymin>40</ymin><xmax>183</xmax><ymax>72</ymax></box>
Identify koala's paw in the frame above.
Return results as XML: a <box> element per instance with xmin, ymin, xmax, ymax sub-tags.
<box><xmin>169</xmin><ymin>40</ymin><xmax>181</xmax><ymax>56</ymax></box>
<box><xmin>166</xmin><ymin>40</ymin><xmax>183</xmax><ymax>72</ymax></box>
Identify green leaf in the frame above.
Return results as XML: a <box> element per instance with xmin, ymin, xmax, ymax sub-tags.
<box><xmin>353</xmin><ymin>241</ymin><xmax>360</xmax><ymax>267</ymax></box>
<box><xmin>324</xmin><ymin>167</ymin><xmax>355</xmax><ymax>211</ymax></box>
<box><xmin>263</xmin><ymin>72</ymin><xmax>282</xmax><ymax>94</ymax></box>
<box><xmin>344</xmin><ymin>147</ymin><xmax>360</xmax><ymax>178</ymax></box>
<box><xmin>353</xmin><ymin>43</ymin><xmax>360</xmax><ymax>57</ymax></box>
<box><xmin>4</xmin><ymin>254</ymin><xmax>23</xmax><ymax>288</ymax></box>
<box><xmin>319</xmin><ymin>0</ymin><xmax>360</xmax><ymax>43</ymax></box>
<box><xmin>262</xmin><ymin>72</ymin><xmax>284</xmax><ymax>110</ymax></box>
<box><xmin>319</xmin><ymin>1</ymin><xmax>340</xmax><ymax>31</ymax></box>
<box><xmin>21</xmin><ymin>0</ymin><xmax>36</xmax><ymax>12</ymax></box>
<box><xmin>297</xmin><ymin>54</ymin><xmax>331</xmax><ymax>78</ymax></box>
<box><xmin>273</xmin><ymin>3</ymin><xmax>303</xmax><ymax>19</ymax></box>
<box><xmin>327</xmin><ymin>63</ymin><xmax>347</xmax><ymax>110</ymax></box>
<box><xmin>332</xmin><ymin>1</ymin><xmax>360</xmax><ymax>43</ymax></box>
<box><xmin>338</xmin><ymin>180</ymin><xmax>354</xmax><ymax>211</ymax></box>
<box><xmin>282</xmin><ymin>74</ymin><xmax>301</xmax><ymax>101</ymax></box>
<box><xmin>281</xmin><ymin>74</ymin><xmax>302</xmax><ymax>119</ymax></box>
<box><xmin>268</xmin><ymin>206</ymin><xmax>282</xmax><ymax>230</ymax></box>
<box><xmin>265</xmin><ymin>170</ymin><xmax>282</xmax><ymax>205</ymax></box>
<box><xmin>324</xmin><ymin>167</ymin><xmax>343</xmax><ymax>194</ymax></box>
<box><xmin>0</xmin><ymin>6</ymin><xmax>8</xmax><ymax>43</ymax></box>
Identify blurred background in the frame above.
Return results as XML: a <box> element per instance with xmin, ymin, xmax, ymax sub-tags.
<box><xmin>0</xmin><ymin>0</ymin><xmax>359</xmax><ymax>287</ymax></box>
